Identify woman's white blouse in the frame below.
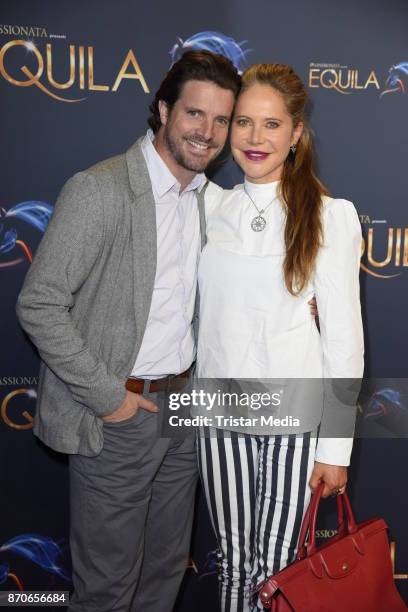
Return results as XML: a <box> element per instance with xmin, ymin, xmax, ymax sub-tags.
<box><xmin>197</xmin><ymin>180</ymin><xmax>364</xmax><ymax>466</ymax></box>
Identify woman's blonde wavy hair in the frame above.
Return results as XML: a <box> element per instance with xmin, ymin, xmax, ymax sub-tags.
<box><xmin>241</xmin><ymin>63</ymin><xmax>329</xmax><ymax>295</ymax></box>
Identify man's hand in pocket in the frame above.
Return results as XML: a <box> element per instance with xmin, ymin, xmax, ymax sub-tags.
<box><xmin>103</xmin><ymin>390</ymin><xmax>159</xmax><ymax>423</ymax></box>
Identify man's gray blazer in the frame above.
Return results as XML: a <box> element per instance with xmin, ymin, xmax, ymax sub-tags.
<box><xmin>16</xmin><ymin>137</ymin><xmax>207</xmax><ymax>457</ymax></box>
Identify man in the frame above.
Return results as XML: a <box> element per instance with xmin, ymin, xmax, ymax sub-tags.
<box><xmin>16</xmin><ymin>50</ymin><xmax>240</xmax><ymax>612</ymax></box>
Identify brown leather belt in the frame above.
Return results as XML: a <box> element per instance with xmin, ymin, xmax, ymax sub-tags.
<box><xmin>125</xmin><ymin>365</ymin><xmax>193</xmax><ymax>395</ymax></box>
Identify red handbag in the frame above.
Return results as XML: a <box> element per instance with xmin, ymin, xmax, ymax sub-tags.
<box><xmin>257</xmin><ymin>483</ymin><xmax>407</xmax><ymax>611</ymax></box>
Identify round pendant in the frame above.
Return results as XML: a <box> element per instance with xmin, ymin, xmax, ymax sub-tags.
<box><xmin>251</xmin><ymin>215</ymin><xmax>266</xmax><ymax>232</ymax></box>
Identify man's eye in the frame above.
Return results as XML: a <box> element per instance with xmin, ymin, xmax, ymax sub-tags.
<box><xmin>188</xmin><ymin>110</ymin><xmax>200</xmax><ymax>117</ymax></box>
<box><xmin>217</xmin><ymin>118</ymin><xmax>229</xmax><ymax>126</ymax></box>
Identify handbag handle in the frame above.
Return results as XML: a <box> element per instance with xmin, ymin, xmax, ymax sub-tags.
<box><xmin>296</xmin><ymin>483</ymin><xmax>357</xmax><ymax>559</ymax></box>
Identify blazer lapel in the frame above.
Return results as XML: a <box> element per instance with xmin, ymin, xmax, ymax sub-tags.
<box><xmin>126</xmin><ymin>138</ymin><xmax>157</xmax><ymax>351</ymax></box>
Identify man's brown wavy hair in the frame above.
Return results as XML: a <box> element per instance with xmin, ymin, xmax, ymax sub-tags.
<box><xmin>148</xmin><ymin>50</ymin><xmax>241</xmax><ymax>134</ymax></box>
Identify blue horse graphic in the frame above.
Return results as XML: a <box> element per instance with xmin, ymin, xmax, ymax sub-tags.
<box><xmin>0</xmin><ymin>201</ymin><xmax>52</xmax><ymax>268</ymax></box>
<box><xmin>0</xmin><ymin>534</ymin><xmax>71</xmax><ymax>591</ymax></box>
<box><xmin>381</xmin><ymin>62</ymin><xmax>408</xmax><ymax>97</ymax></box>
<box><xmin>170</xmin><ymin>31</ymin><xmax>251</xmax><ymax>74</ymax></box>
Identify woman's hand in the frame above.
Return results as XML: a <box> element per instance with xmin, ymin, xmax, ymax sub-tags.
<box><xmin>309</xmin><ymin>462</ymin><xmax>347</xmax><ymax>498</ymax></box>
<box><xmin>308</xmin><ymin>296</ymin><xmax>318</xmax><ymax>317</ymax></box>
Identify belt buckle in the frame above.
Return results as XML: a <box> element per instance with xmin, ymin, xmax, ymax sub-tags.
<box><xmin>143</xmin><ymin>379</ymin><xmax>151</xmax><ymax>395</ymax></box>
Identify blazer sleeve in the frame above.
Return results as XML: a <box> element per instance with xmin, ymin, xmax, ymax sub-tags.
<box><xmin>16</xmin><ymin>171</ymin><xmax>127</xmax><ymax>417</ymax></box>
<box><xmin>313</xmin><ymin>198</ymin><xmax>364</xmax><ymax>466</ymax></box>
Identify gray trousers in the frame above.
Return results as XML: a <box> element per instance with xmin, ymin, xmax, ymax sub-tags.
<box><xmin>68</xmin><ymin>393</ymin><xmax>198</xmax><ymax>612</ymax></box>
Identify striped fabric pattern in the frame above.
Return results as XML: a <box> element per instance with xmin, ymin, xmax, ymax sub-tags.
<box><xmin>197</xmin><ymin>428</ymin><xmax>316</xmax><ymax>612</ymax></box>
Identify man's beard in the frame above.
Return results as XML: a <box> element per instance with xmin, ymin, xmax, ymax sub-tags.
<box><xmin>164</xmin><ymin>129</ymin><xmax>219</xmax><ymax>173</ymax></box>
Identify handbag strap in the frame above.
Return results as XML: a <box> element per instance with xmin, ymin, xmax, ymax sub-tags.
<box><xmin>296</xmin><ymin>483</ymin><xmax>357</xmax><ymax>559</ymax></box>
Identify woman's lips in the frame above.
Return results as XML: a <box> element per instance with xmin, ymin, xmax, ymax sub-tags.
<box><xmin>244</xmin><ymin>150</ymin><xmax>269</xmax><ymax>161</ymax></box>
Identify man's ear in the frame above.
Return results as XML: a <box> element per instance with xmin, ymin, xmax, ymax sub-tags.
<box><xmin>158</xmin><ymin>100</ymin><xmax>169</xmax><ymax>127</ymax></box>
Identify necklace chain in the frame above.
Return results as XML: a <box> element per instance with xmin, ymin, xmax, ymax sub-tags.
<box><xmin>244</xmin><ymin>185</ymin><xmax>276</xmax><ymax>232</ymax></box>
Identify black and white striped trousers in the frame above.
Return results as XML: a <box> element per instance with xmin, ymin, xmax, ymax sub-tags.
<box><xmin>197</xmin><ymin>428</ymin><xmax>316</xmax><ymax>612</ymax></box>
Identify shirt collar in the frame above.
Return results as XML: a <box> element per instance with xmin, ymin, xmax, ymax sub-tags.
<box><xmin>244</xmin><ymin>178</ymin><xmax>280</xmax><ymax>199</ymax></box>
<box><xmin>141</xmin><ymin>129</ymin><xmax>206</xmax><ymax>199</ymax></box>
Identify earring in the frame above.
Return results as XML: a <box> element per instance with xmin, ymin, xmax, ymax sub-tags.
<box><xmin>290</xmin><ymin>144</ymin><xmax>297</xmax><ymax>154</ymax></box>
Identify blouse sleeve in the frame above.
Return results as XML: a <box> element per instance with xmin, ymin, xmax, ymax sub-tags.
<box><xmin>313</xmin><ymin>198</ymin><xmax>364</xmax><ymax>466</ymax></box>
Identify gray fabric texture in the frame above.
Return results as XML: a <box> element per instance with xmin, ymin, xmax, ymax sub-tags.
<box><xmin>16</xmin><ymin>137</ymin><xmax>208</xmax><ymax>456</ymax></box>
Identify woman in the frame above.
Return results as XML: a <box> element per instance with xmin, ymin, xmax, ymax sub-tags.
<box><xmin>196</xmin><ymin>64</ymin><xmax>364</xmax><ymax>611</ymax></box>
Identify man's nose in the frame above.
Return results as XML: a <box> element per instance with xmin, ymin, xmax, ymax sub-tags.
<box><xmin>199</xmin><ymin>118</ymin><xmax>214</xmax><ymax>141</ymax></box>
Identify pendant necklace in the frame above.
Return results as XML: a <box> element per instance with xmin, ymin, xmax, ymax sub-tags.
<box><xmin>244</xmin><ymin>185</ymin><xmax>276</xmax><ymax>232</ymax></box>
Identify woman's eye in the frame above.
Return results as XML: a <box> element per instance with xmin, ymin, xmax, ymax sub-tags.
<box><xmin>236</xmin><ymin>118</ymin><xmax>248</xmax><ymax>127</ymax></box>
<box><xmin>266</xmin><ymin>121</ymin><xmax>279</xmax><ymax>129</ymax></box>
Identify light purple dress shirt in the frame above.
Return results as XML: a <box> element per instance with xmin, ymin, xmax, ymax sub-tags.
<box><xmin>130</xmin><ymin>130</ymin><xmax>206</xmax><ymax>378</ymax></box>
